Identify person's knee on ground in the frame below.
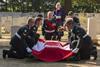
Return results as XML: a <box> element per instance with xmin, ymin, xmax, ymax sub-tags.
<box><xmin>90</xmin><ymin>45</ymin><xmax>97</xmax><ymax>60</ymax></box>
<box><xmin>3</xmin><ymin>49</ymin><xmax>17</xmax><ymax>59</ymax></box>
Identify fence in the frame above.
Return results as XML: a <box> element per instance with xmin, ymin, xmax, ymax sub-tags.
<box><xmin>0</xmin><ymin>12</ymin><xmax>44</xmax><ymax>37</ymax></box>
<box><xmin>0</xmin><ymin>12</ymin><xmax>100</xmax><ymax>40</ymax></box>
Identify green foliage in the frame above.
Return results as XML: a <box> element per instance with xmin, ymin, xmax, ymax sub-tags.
<box><xmin>0</xmin><ymin>0</ymin><xmax>33</xmax><ymax>12</ymax></box>
<box><xmin>72</xmin><ymin>0</ymin><xmax>100</xmax><ymax>13</ymax></box>
<box><xmin>34</xmin><ymin>0</ymin><xmax>58</xmax><ymax>12</ymax></box>
<box><xmin>0</xmin><ymin>0</ymin><xmax>100</xmax><ymax>13</ymax></box>
<box><xmin>0</xmin><ymin>0</ymin><xmax>58</xmax><ymax>12</ymax></box>
<box><xmin>59</xmin><ymin>0</ymin><xmax>64</xmax><ymax>6</ymax></box>
<box><xmin>59</xmin><ymin>0</ymin><xmax>100</xmax><ymax>13</ymax></box>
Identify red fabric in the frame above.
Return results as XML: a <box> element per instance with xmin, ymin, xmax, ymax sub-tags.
<box><xmin>56</xmin><ymin>19</ymin><xmax>62</xmax><ymax>23</ymax></box>
<box><xmin>38</xmin><ymin>39</ymin><xmax>45</xmax><ymax>43</ymax></box>
<box><xmin>45</xmin><ymin>20</ymin><xmax>57</xmax><ymax>30</ymax></box>
<box><xmin>32</xmin><ymin>40</ymin><xmax>75</xmax><ymax>62</ymax></box>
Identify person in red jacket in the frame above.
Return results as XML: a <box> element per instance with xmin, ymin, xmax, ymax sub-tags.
<box><xmin>42</xmin><ymin>11</ymin><xmax>57</xmax><ymax>40</ymax></box>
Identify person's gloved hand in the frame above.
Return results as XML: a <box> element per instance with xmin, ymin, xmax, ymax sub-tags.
<box><xmin>72</xmin><ymin>48</ymin><xmax>79</xmax><ymax>53</ymax></box>
<box><xmin>26</xmin><ymin>47</ymin><xmax>32</xmax><ymax>53</ymax></box>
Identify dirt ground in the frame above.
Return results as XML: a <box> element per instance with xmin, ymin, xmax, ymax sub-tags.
<box><xmin>0</xmin><ymin>39</ymin><xmax>100</xmax><ymax>67</ymax></box>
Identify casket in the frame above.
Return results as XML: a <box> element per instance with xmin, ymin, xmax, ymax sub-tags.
<box><xmin>32</xmin><ymin>39</ymin><xmax>79</xmax><ymax>62</ymax></box>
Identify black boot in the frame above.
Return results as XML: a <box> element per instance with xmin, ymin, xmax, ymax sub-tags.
<box><xmin>90</xmin><ymin>46</ymin><xmax>97</xmax><ymax>60</ymax></box>
<box><xmin>2</xmin><ymin>50</ymin><xmax>9</xmax><ymax>59</ymax></box>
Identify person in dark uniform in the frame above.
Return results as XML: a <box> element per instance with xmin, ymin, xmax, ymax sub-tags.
<box><xmin>2</xmin><ymin>17</ymin><xmax>42</xmax><ymax>59</ymax></box>
<box><xmin>65</xmin><ymin>11</ymin><xmax>81</xmax><ymax>47</ymax></box>
<box><xmin>63</xmin><ymin>18</ymin><xmax>97</xmax><ymax>60</ymax></box>
<box><xmin>26</xmin><ymin>17</ymin><xmax>42</xmax><ymax>49</ymax></box>
<box><xmin>42</xmin><ymin>11</ymin><xmax>57</xmax><ymax>40</ymax></box>
<box><xmin>66</xmin><ymin>11</ymin><xmax>80</xmax><ymax>26</ymax></box>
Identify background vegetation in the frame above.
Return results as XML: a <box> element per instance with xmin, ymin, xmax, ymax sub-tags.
<box><xmin>0</xmin><ymin>0</ymin><xmax>100</xmax><ymax>13</ymax></box>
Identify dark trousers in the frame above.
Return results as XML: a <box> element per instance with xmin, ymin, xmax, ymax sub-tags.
<box><xmin>7</xmin><ymin>36</ymin><xmax>28</xmax><ymax>59</ymax></box>
<box><xmin>56</xmin><ymin>31</ymin><xmax>64</xmax><ymax>41</ymax></box>
<box><xmin>79</xmin><ymin>36</ymin><xmax>95</xmax><ymax>60</ymax></box>
<box><xmin>7</xmin><ymin>46</ymin><xmax>28</xmax><ymax>59</ymax></box>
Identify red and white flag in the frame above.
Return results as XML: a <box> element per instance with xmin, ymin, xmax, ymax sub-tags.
<box><xmin>32</xmin><ymin>39</ymin><xmax>78</xmax><ymax>62</ymax></box>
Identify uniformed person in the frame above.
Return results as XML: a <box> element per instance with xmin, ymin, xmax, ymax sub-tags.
<box><xmin>66</xmin><ymin>11</ymin><xmax>80</xmax><ymax>26</ymax></box>
<box><xmin>26</xmin><ymin>17</ymin><xmax>42</xmax><ymax>49</ymax></box>
<box><xmin>2</xmin><ymin>17</ymin><xmax>42</xmax><ymax>59</ymax></box>
<box><xmin>63</xmin><ymin>18</ymin><xmax>97</xmax><ymax>60</ymax></box>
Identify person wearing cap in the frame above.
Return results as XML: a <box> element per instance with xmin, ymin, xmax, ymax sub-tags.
<box><xmin>63</xmin><ymin>18</ymin><xmax>97</xmax><ymax>60</ymax></box>
<box><xmin>2</xmin><ymin>17</ymin><xmax>42</xmax><ymax>59</ymax></box>
<box><xmin>26</xmin><ymin>17</ymin><xmax>42</xmax><ymax>49</ymax></box>
<box><xmin>66</xmin><ymin>11</ymin><xmax>80</xmax><ymax>50</ymax></box>
<box><xmin>66</xmin><ymin>11</ymin><xmax>80</xmax><ymax>26</ymax></box>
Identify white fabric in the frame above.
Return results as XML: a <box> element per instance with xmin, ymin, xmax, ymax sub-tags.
<box><xmin>55</xmin><ymin>16</ymin><xmax>61</xmax><ymax>19</ymax></box>
<box><xmin>44</xmin><ymin>30</ymin><xmax>55</xmax><ymax>33</ymax></box>
<box><xmin>26</xmin><ymin>47</ymin><xmax>32</xmax><ymax>53</ymax></box>
<box><xmin>32</xmin><ymin>40</ymin><xmax>71</xmax><ymax>51</ymax></box>
<box><xmin>32</xmin><ymin>41</ymin><xmax>45</xmax><ymax>51</ymax></box>
<box><xmin>62</xmin><ymin>45</ymin><xmax>71</xmax><ymax>50</ymax></box>
<box><xmin>32</xmin><ymin>40</ymin><xmax>79</xmax><ymax>54</ymax></box>
<box><xmin>72</xmin><ymin>48</ymin><xmax>79</xmax><ymax>53</ymax></box>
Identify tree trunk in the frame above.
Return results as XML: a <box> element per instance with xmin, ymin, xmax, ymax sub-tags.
<box><xmin>64</xmin><ymin>0</ymin><xmax>72</xmax><ymax>14</ymax></box>
<box><xmin>96</xmin><ymin>0</ymin><xmax>100</xmax><ymax>4</ymax></box>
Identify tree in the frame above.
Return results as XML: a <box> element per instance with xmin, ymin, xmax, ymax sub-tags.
<box><xmin>0</xmin><ymin>0</ymin><xmax>32</xmax><ymax>12</ymax></box>
<box><xmin>0</xmin><ymin>0</ymin><xmax>7</xmax><ymax>11</ymax></box>
<box><xmin>32</xmin><ymin>0</ymin><xmax>58</xmax><ymax>12</ymax></box>
<box><xmin>1</xmin><ymin>0</ymin><xmax>58</xmax><ymax>12</ymax></box>
<box><xmin>1</xmin><ymin>0</ymin><xmax>99</xmax><ymax>13</ymax></box>
<box><xmin>72</xmin><ymin>0</ymin><xmax>98</xmax><ymax>13</ymax></box>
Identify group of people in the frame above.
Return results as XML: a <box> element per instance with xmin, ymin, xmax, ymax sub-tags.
<box><xmin>2</xmin><ymin>2</ymin><xmax>97</xmax><ymax>61</ymax></box>
<box><xmin>42</xmin><ymin>2</ymin><xmax>66</xmax><ymax>41</ymax></box>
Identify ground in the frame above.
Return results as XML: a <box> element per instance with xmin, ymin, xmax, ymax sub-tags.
<box><xmin>0</xmin><ymin>38</ymin><xmax>100</xmax><ymax>67</ymax></box>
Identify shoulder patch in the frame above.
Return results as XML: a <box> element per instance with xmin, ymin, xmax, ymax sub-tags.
<box><xmin>24</xmin><ymin>29</ymin><xmax>27</xmax><ymax>32</ymax></box>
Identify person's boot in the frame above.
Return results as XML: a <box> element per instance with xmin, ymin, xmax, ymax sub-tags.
<box><xmin>90</xmin><ymin>46</ymin><xmax>97</xmax><ymax>60</ymax></box>
<box><xmin>2</xmin><ymin>50</ymin><xmax>8</xmax><ymax>59</ymax></box>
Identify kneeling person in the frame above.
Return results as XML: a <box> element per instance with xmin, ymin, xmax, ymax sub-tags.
<box><xmin>2</xmin><ymin>18</ymin><xmax>40</xmax><ymax>59</ymax></box>
<box><xmin>63</xmin><ymin>18</ymin><xmax>97</xmax><ymax>60</ymax></box>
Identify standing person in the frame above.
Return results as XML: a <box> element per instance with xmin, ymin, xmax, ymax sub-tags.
<box><xmin>2</xmin><ymin>17</ymin><xmax>42</xmax><ymax>59</ymax></box>
<box><xmin>54</xmin><ymin>2</ymin><xmax>66</xmax><ymax>41</ymax></box>
<box><xmin>63</xmin><ymin>18</ymin><xmax>97</xmax><ymax>60</ymax></box>
<box><xmin>42</xmin><ymin>11</ymin><xmax>57</xmax><ymax>40</ymax></box>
